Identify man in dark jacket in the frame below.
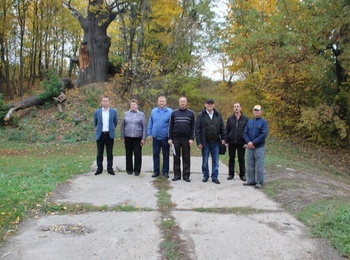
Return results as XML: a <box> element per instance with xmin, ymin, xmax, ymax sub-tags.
<box><xmin>195</xmin><ymin>99</ymin><xmax>226</xmax><ymax>184</ymax></box>
<box><xmin>243</xmin><ymin>105</ymin><xmax>268</xmax><ymax>188</ymax></box>
<box><xmin>225</xmin><ymin>102</ymin><xmax>249</xmax><ymax>181</ymax></box>
<box><xmin>168</xmin><ymin>97</ymin><xmax>195</xmax><ymax>182</ymax></box>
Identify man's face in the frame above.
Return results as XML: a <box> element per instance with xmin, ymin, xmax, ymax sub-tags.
<box><xmin>205</xmin><ymin>102</ymin><xmax>214</xmax><ymax>111</ymax></box>
<box><xmin>253</xmin><ymin>108</ymin><xmax>262</xmax><ymax>118</ymax></box>
<box><xmin>179</xmin><ymin>98</ymin><xmax>187</xmax><ymax>109</ymax></box>
<box><xmin>233</xmin><ymin>103</ymin><xmax>241</xmax><ymax>113</ymax></box>
<box><xmin>158</xmin><ymin>97</ymin><xmax>167</xmax><ymax>108</ymax></box>
<box><xmin>102</xmin><ymin>97</ymin><xmax>110</xmax><ymax>108</ymax></box>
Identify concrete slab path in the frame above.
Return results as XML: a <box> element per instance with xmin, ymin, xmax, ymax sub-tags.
<box><xmin>0</xmin><ymin>156</ymin><xmax>341</xmax><ymax>260</ymax></box>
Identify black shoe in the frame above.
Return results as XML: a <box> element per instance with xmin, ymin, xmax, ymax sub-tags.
<box><xmin>202</xmin><ymin>177</ymin><xmax>208</xmax><ymax>182</ymax></box>
<box><xmin>134</xmin><ymin>172</ymin><xmax>140</xmax><ymax>176</ymax></box>
<box><xmin>95</xmin><ymin>170</ymin><xmax>103</xmax><ymax>175</ymax></box>
<box><xmin>212</xmin><ymin>179</ymin><xmax>220</xmax><ymax>184</ymax></box>
<box><xmin>183</xmin><ymin>178</ymin><xmax>191</xmax><ymax>182</ymax></box>
<box><xmin>243</xmin><ymin>182</ymin><xmax>255</xmax><ymax>186</ymax></box>
<box><xmin>108</xmin><ymin>170</ymin><xmax>115</xmax><ymax>175</ymax></box>
<box><xmin>152</xmin><ymin>173</ymin><xmax>159</xmax><ymax>178</ymax></box>
<box><xmin>163</xmin><ymin>173</ymin><xmax>169</xmax><ymax>178</ymax></box>
<box><xmin>227</xmin><ymin>175</ymin><xmax>234</xmax><ymax>180</ymax></box>
<box><xmin>240</xmin><ymin>175</ymin><xmax>246</xmax><ymax>182</ymax></box>
<box><xmin>127</xmin><ymin>172</ymin><xmax>133</xmax><ymax>175</ymax></box>
<box><xmin>172</xmin><ymin>177</ymin><xmax>181</xmax><ymax>181</ymax></box>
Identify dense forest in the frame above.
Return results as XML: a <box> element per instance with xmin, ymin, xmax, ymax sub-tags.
<box><xmin>0</xmin><ymin>0</ymin><xmax>349</xmax><ymax>147</ymax></box>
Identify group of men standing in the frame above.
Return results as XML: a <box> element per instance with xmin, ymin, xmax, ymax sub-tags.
<box><xmin>93</xmin><ymin>95</ymin><xmax>268</xmax><ymax>189</ymax></box>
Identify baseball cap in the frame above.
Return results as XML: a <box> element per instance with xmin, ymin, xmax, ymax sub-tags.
<box><xmin>253</xmin><ymin>105</ymin><xmax>262</xmax><ymax>111</ymax></box>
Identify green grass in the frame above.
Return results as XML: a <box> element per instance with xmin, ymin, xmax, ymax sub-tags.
<box><xmin>41</xmin><ymin>203</ymin><xmax>152</xmax><ymax>215</ymax></box>
<box><xmin>263</xmin><ymin>179</ymin><xmax>302</xmax><ymax>198</ymax></box>
<box><xmin>193</xmin><ymin>207</ymin><xmax>266</xmax><ymax>214</ymax></box>
<box><xmin>152</xmin><ymin>170</ymin><xmax>189</xmax><ymax>259</ymax></box>
<box><xmin>0</xmin><ymin>141</ymin><xmax>95</xmax><ymax>241</ymax></box>
<box><xmin>160</xmin><ymin>218</ymin><xmax>176</xmax><ymax>229</ymax></box>
<box><xmin>297</xmin><ymin>199</ymin><xmax>350</xmax><ymax>256</ymax></box>
<box><xmin>263</xmin><ymin>137</ymin><xmax>350</xmax><ymax>257</ymax></box>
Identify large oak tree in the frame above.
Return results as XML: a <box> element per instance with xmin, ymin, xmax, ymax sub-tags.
<box><xmin>64</xmin><ymin>0</ymin><xmax>126</xmax><ymax>87</ymax></box>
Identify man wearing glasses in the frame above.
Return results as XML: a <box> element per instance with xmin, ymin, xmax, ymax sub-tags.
<box><xmin>243</xmin><ymin>105</ymin><xmax>268</xmax><ymax>188</ymax></box>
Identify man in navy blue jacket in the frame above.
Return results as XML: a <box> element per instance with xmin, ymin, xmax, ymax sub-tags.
<box><xmin>147</xmin><ymin>96</ymin><xmax>173</xmax><ymax>178</ymax></box>
<box><xmin>243</xmin><ymin>105</ymin><xmax>268</xmax><ymax>188</ymax></box>
<box><xmin>94</xmin><ymin>96</ymin><xmax>118</xmax><ymax>175</ymax></box>
<box><xmin>168</xmin><ymin>97</ymin><xmax>195</xmax><ymax>182</ymax></box>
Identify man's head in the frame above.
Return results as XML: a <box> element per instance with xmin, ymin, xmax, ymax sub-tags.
<box><xmin>158</xmin><ymin>96</ymin><xmax>167</xmax><ymax>109</ymax></box>
<box><xmin>233</xmin><ymin>102</ymin><xmax>242</xmax><ymax>114</ymax></box>
<box><xmin>178</xmin><ymin>97</ymin><xmax>188</xmax><ymax>109</ymax></box>
<box><xmin>253</xmin><ymin>105</ymin><xmax>262</xmax><ymax>118</ymax></box>
<box><xmin>101</xmin><ymin>96</ymin><xmax>110</xmax><ymax>108</ymax></box>
<box><xmin>205</xmin><ymin>99</ymin><xmax>215</xmax><ymax>112</ymax></box>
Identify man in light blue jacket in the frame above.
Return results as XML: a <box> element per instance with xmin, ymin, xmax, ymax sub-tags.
<box><xmin>147</xmin><ymin>96</ymin><xmax>173</xmax><ymax>178</ymax></box>
<box><xmin>94</xmin><ymin>96</ymin><xmax>118</xmax><ymax>175</ymax></box>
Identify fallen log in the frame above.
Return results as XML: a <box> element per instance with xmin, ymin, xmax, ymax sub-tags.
<box><xmin>4</xmin><ymin>95</ymin><xmax>48</xmax><ymax>122</ymax></box>
<box><xmin>4</xmin><ymin>78</ymin><xmax>73</xmax><ymax>122</ymax></box>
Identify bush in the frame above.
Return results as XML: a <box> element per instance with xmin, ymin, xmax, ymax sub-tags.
<box><xmin>39</xmin><ymin>69</ymin><xmax>64</xmax><ymax>100</ymax></box>
<box><xmin>297</xmin><ymin>104</ymin><xmax>348</xmax><ymax>147</ymax></box>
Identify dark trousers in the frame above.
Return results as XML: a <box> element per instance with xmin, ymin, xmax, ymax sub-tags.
<box><xmin>96</xmin><ymin>132</ymin><xmax>114</xmax><ymax>171</ymax></box>
<box><xmin>173</xmin><ymin>139</ymin><xmax>191</xmax><ymax>179</ymax></box>
<box><xmin>153</xmin><ymin>138</ymin><xmax>170</xmax><ymax>175</ymax></box>
<box><xmin>228</xmin><ymin>143</ymin><xmax>246</xmax><ymax>177</ymax></box>
<box><xmin>124</xmin><ymin>137</ymin><xmax>142</xmax><ymax>174</ymax></box>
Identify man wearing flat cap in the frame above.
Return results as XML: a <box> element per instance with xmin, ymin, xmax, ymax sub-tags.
<box><xmin>195</xmin><ymin>98</ymin><xmax>226</xmax><ymax>184</ymax></box>
<box><xmin>243</xmin><ymin>105</ymin><xmax>268</xmax><ymax>188</ymax></box>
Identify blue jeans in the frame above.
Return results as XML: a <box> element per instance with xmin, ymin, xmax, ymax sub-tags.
<box><xmin>247</xmin><ymin>146</ymin><xmax>265</xmax><ymax>184</ymax></box>
<box><xmin>202</xmin><ymin>141</ymin><xmax>220</xmax><ymax>180</ymax></box>
<box><xmin>153</xmin><ymin>138</ymin><xmax>170</xmax><ymax>175</ymax></box>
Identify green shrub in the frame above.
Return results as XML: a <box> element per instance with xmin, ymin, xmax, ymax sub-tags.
<box><xmin>39</xmin><ymin>69</ymin><xmax>64</xmax><ymax>101</ymax></box>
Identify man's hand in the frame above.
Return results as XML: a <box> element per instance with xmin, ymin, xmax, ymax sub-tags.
<box><xmin>198</xmin><ymin>144</ymin><xmax>203</xmax><ymax>149</ymax></box>
<box><xmin>188</xmin><ymin>140</ymin><xmax>194</xmax><ymax>146</ymax></box>
<box><xmin>168</xmin><ymin>139</ymin><xmax>173</xmax><ymax>145</ymax></box>
<box><xmin>247</xmin><ymin>141</ymin><xmax>255</xmax><ymax>149</ymax></box>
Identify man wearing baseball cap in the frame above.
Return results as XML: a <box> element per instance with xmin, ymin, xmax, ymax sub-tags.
<box><xmin>243</xmin><ymin>105</ymin><xmax>268</xmax><ymax>188</ymax></box>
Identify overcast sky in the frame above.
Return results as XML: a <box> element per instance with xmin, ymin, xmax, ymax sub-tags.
<box><xmin>202</xmin><ymin>0</ymin><xmax>227</xmax><ymax>81</ymax></box>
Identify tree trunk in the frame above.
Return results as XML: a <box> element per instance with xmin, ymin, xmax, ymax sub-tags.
<box><xmin>4</xmin><ymin>96</ymin><xmax>46</xmax><ymax>122</ymax></box>
<box><xmin>65</xmin><ymin>0</ymin><xmax>126</xmax><ymax>87</ymax></box>
<box><xmin>0</xmin><ymin>30</ymin><xmax>13</xmax><ymax>99</ymax></box>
